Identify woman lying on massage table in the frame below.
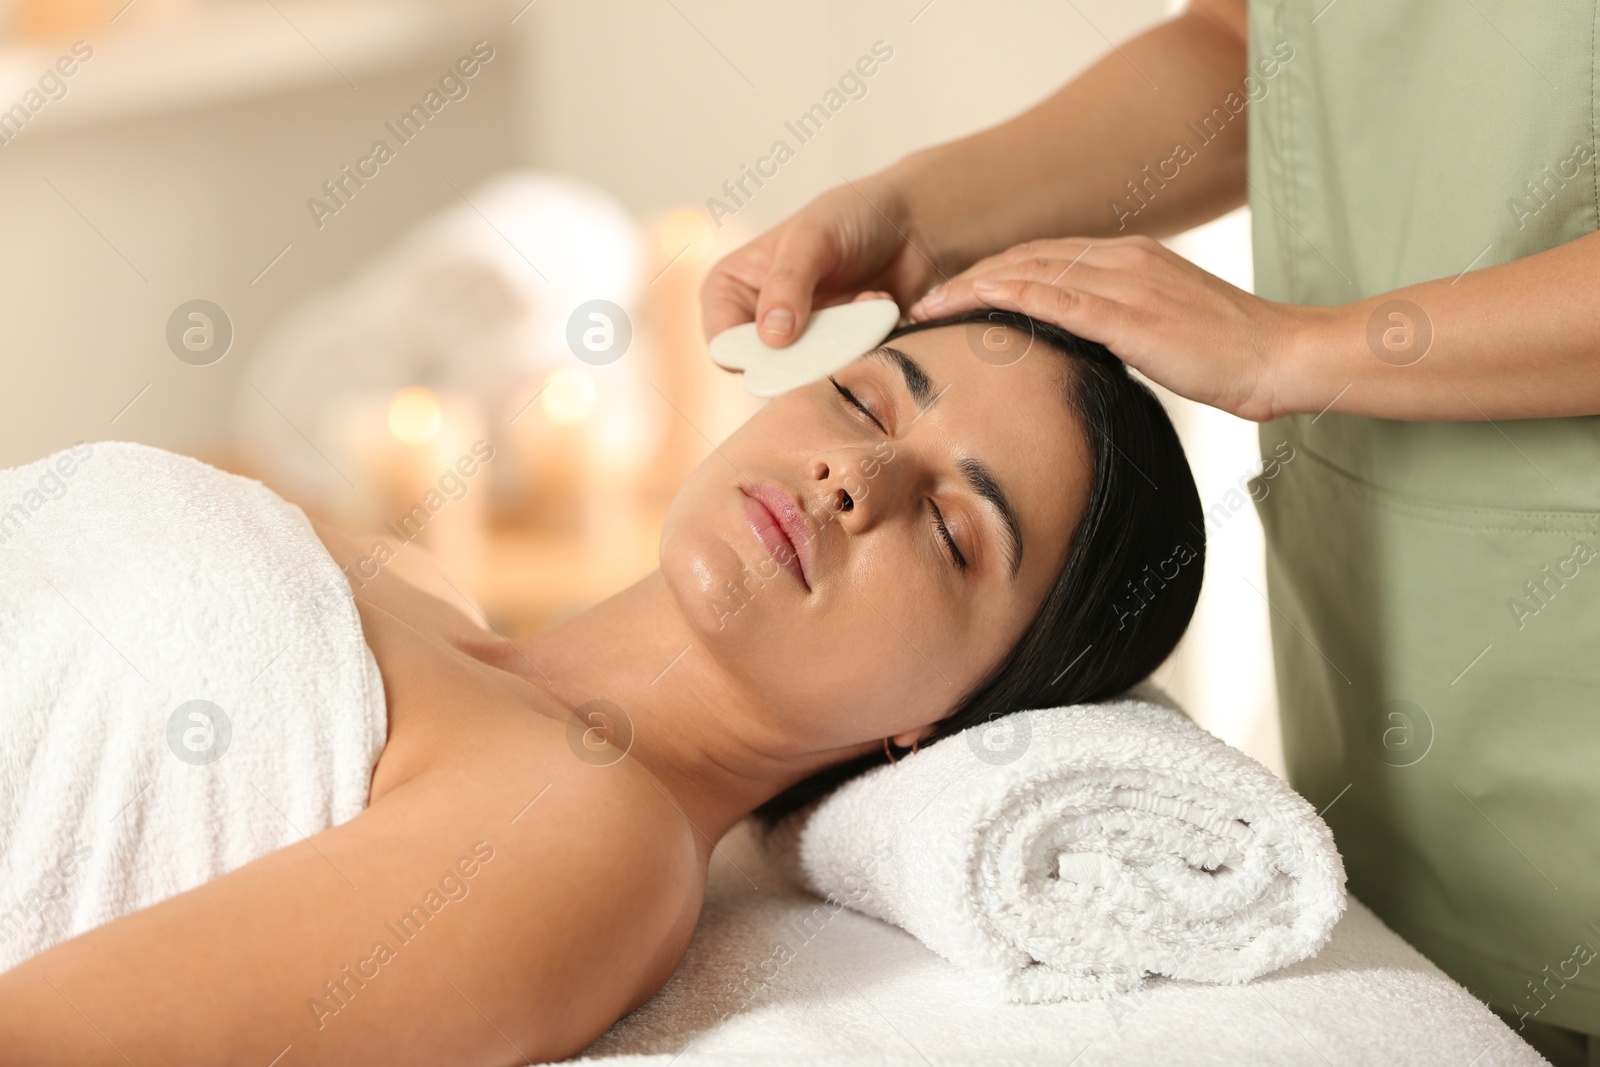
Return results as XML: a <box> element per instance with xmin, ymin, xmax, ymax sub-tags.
<box><xmin>0</xmin><ymin>306</ymin><xmax>1204</xmax><ymax>1066</ymax></box>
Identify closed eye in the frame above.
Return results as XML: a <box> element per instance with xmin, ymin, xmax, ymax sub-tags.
<box><xmin>929</xmin><ymin>501</ymin><xmax>968</xmax><ymax>571</ymax></box>
<box><xmin>829</xmin><ymin>376</ymin><xmax>887</xmax><ymax>434</ymax></box>
<box><xmin>833</xmin><ymin>375</ymin><xmax>966</xmax><ymax>572</ymax></box>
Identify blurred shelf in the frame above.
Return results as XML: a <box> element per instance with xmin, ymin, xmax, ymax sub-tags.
<box><xmin>0</xmin><ymin>0</ymin><xmax>506</xmax><ymax>132</ymax></box>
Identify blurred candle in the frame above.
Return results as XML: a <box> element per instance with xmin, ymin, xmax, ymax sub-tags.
<box><xmin>347</xmin><ymin>386</ymin><xmax>489</xmax><ymax>590</ymax></box>
<box><xmin>504</xmin><ymin>368</ymin><xmax>594</xmax><ymax>536</ymax></box>
<box><xmin>643</xmin><ymin>208</ymin><xmax>763</xmax><ymax>505</ymax></box>
<box><xmin>581</xmin><ymin>382</ymin><xmax>652</xmax><ymax>567</ymax></box>
<box><xmin>16</xmin><ymin>0</ymin><xmax>197</xmax><ymax>37</ymax></box>
<box><xmin>16</xmin><ymin>0</ymin><xmax>114</xmax><ymax>39</ymax></box>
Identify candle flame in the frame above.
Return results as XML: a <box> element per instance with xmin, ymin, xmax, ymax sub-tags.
<box><xmin>388</xmin><ymin>386</ymin><xmax>443</xmax><ymax>445</ymax></box>
<box><xmin>541</xmin><ymin>368</ymin><xmax>597</xmax><ymax>425</ymax></box>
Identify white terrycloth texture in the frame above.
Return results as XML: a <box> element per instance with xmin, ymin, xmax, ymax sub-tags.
<box><xmin>756</xmin><ymin>685</ymin><xmax>1347</xmax><ymax>1003</ymax></box>
<box><xmin>0</xmin><ymin>440</ymin><xmax>386</xmax><ymax>972</ymax></box>
<box><xmin>555</xmin><ymin>820</ymin><xmax>1544</xmax><ymax>1066</ymax></box>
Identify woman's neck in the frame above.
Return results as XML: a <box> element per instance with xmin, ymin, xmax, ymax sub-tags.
<box><xmin>503</xmin><ymin>571</ymin><xmax>874</xmax><ymax>850</ymax></box>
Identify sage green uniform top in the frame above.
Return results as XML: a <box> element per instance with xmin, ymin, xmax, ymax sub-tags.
<box><xmin>1245</xmin><ymin>0</ymin><xmax>1600</xmax><ymax>1032</ymax></box>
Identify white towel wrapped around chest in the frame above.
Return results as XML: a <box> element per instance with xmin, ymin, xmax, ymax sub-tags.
<box><xmin>756</xmin><ymin>685</ymin><xmax>1346</xmax><ymax>1003</ymax></box>
<box><xmin>0</xmin><ymin>440</ymin><xmax>386</xmax><ymax>973</ymax></box>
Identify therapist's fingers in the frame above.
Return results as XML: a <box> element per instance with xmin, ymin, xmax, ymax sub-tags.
<box><xmin>701</xmin><ymin>233</ymin><xmax>776</xmax><ymax>342</ymax></box>
<box><xmin>750</xmin><ymin>223</ymin><xmax>842</xmax><ymax>346</ymax></box>
<box><xmin>702</xmin><ymin>177</ymin><xmax>938</xmax><ymax>349</ymax></box>
<box><xmin>909</xmin><ymin>237</ymin><xmax>1153</xmax><ymax>320</ymax></box>
<box><xmin>909</xmin><ymin>248</ymin><xmax>1095</xmax><ymax>319</ymax></box>
<box><xmin>914</xmin><ymin>258</ymin><xmax>1133</xmax><ymax>322</ymax></box>
<box><xmin>963</xmin><ymin>256</ymin><xmax>1293</xmax><ymax>422</ymax></box>
<box><xmin>898</xmin><ymin>232</ymin><xmax>1295</xmax><ymax>422</ymax></box>
<box><xmin>701</xmin><ymin>223</ymin><xmax>843</xmax><ymax>346</ymax></box>
<box><xmin>959</xmin><ymin>278</ymin><xmax>1139</xmax><ymax>355</ymax></box>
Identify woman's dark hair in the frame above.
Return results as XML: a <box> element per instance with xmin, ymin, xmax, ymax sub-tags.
<box><xmin>751</xmin><ymin>307</ymin><xmax>1206</xmax><ymax>825</ymax></box>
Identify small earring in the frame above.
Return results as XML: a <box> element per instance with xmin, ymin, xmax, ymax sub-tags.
<box><xmin>883</xmin><ymin>736</ymin><xmax>921</xmax><ymax>763</ymax></box>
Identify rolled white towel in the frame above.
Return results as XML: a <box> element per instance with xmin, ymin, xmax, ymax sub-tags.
<box><xmin>755</xmin><ymin>685</ymin><xmax>1346</xmax><ymax>1003</ymax></box>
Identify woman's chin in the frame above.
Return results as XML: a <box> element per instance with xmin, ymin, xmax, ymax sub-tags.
<box><xmin>661</xmin><ymin>545</ymin><xmax>767</xmax><ymax>643</ymax></box>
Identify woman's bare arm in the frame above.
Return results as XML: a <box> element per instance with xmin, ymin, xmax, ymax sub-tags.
<box><xmin>0</xmin><ymin>742</ymin><xmax>699</xmax><ymax>1065</ymax></box>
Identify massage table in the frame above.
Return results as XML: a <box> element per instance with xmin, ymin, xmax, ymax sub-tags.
<box><xmin>556</xmin><ymin>819</ymin><xmax>1545</xmax><ymax>1066</ymax></box>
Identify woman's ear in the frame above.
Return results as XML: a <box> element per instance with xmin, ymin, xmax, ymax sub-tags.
<box><xmin>892</xmin><ymin>724</ymin><xmax>937</xmax><ymax>749</ymax></box>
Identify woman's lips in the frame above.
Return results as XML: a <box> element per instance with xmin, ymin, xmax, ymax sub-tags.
<box><xmin>739</xmin><ymin>482</ymin><xmax>814</xmax><ymax>590</ymax></box>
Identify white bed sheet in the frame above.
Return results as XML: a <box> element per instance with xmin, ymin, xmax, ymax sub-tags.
<box><xmin>551</xmin><ymin>819</ymin><xmax>1546</xmax><ymax>1067</ymax></box>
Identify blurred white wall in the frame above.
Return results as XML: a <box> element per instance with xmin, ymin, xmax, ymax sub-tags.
<box><xmin>511</xmin><ymin>0</ymin><xmax>1172</xmax><ymax>233</ymax></box>
<box><xmin>0</xmin><ymin>0</ymin><xmax>515</xmax><ymax>466</ymax></box>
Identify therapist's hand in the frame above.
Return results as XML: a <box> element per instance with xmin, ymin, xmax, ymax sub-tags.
<box><xmin>701</xmin><ymin>179</ymin><xmax>942</xmax><ymax>347</ymax></box>
<box><xmin>907</xmin><ymin>235</ymin><xmax>1318</xmax><ymax>423</ymax></box>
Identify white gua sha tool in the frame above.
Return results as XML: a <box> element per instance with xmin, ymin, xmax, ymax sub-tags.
<box><xmin>709</xmin><ymin>298</ymin><xmax>900</xmax><ymax>398</ymax></box>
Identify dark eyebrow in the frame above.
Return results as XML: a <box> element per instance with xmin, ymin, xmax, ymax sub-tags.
<box><xmin>865</xmin><ymin>345</ymin><xmax>934</xmax><ymax>410</ymax></box>
<box><xmin>959</xmin><ymin>456</ymin><xmax>1024</xmax><ymax>580</ymax></box>
<box><xmin>864</xmin><ymin>343</ymin><xmax>1023</xmax><ymax>579</ymax></box>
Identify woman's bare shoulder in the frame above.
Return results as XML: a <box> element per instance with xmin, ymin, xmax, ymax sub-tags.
<box><xmin>372</xmin><ymin>699</ymin><xmax>710</xmax><ymax>1040</ymax></box>
<box><xmin>401</xmin><ymin>736</ymin><xmax>710</xmax><ymax>1036</ymax></box>
<box><xmin>363</xmin><ymin>739</ymin><xmax>710</xmax><ymax>1053</ymax></box>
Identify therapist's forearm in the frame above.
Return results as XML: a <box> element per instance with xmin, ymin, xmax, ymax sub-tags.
<box><xmin>876</xmin><ymin>0</ymin><xmax>1250</xmax><ymax>276</ymax></box>
<box><xmin>1278</xmin><ymin>229</ymin><xmax>1600</xmax><ymax>422</ymax></box>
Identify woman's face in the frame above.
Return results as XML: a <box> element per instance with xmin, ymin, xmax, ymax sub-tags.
<box><xmin>660</xmin><ymin>322</ymin><xmax>1092</xmax><ymax>749</ymax></box>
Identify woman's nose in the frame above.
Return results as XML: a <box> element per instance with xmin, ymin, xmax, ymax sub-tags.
<box><xmin>807</xmin><ymin>457</ymin><xmax>848</xmax><ymax>521</ymax></box>
<box><xmin>808</xmin><ymin>453</ymin><xmax>895</xmax><ymax>530</ymax></box>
